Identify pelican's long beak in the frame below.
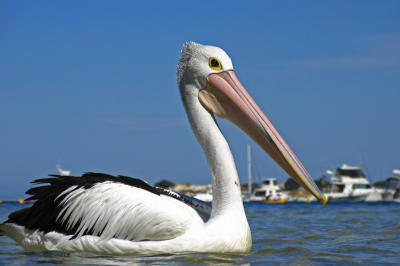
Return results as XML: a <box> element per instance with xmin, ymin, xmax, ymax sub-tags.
<box><xmin>199</xmin><ymin>70</ymin><xmax>327</xmax><ymax>204</ymax></box>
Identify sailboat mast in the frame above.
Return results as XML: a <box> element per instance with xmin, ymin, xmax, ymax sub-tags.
<box><xmin>247</xmin><ymin>144</ymin><xmax>252</xmax><ymax>195</ymax></box>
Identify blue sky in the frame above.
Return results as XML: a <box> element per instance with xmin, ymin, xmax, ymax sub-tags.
<box><xmin>1</xmin><ymin>1</ymin><xmax>399</xmax><ymax>197</ymax></box>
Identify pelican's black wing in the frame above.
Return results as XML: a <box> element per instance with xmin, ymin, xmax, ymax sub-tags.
<box><xmin>5</xmin><ymin>173</ymin><xmax>211</xmax><ymax>239</ymax></box>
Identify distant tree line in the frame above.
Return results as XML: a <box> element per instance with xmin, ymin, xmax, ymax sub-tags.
<box><xmin>154</xmin><ymin>179</ymin><xmax>175</xmax><ymax>188</ymax></box>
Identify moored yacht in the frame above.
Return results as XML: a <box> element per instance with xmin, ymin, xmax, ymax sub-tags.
<box><xmin>250</xmin><ymin>178</ymin><xmax>287</xmax><ymax>202</ymax></box>
<box><xmin>325</xmin><ymin>164</ymin><xmax>374</xmax><ymax>202</ymax></box>
<box><xmin>379</xmin><ymin>169</ymin><xmax>400</xmax><ymax>202</ymax></box>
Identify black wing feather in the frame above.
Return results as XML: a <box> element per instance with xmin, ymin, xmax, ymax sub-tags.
<box><xmin>5</xmin><ymin>173</ymin><xmax>161</xmax><ymax>237</ymax></box>
<box><xmin>4</xmin><ymin>172</ymin><xmax>211</xmax><ymax>238</ymax></box>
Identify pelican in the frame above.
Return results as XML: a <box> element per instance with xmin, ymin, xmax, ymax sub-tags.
<box><xmin>0</xmin><ymin>42</ymin><xmax>326</xmax><ymax>255</ymax></box>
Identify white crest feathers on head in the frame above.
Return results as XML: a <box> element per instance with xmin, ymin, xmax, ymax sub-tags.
<box><xmin>177</xmin><ymin>41</ymin><xmax>201</xmax><ymax>85</ymax></box>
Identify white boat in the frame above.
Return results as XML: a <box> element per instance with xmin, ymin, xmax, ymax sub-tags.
<box><xmin>242</xmin><ymin>145</ymin><xmax>287</xmax><ymax>203</ymax></box>
<box><xmin>250</xmin><ymin>178</ymin><xmax>287</xmax><ymax>202</ymax></box>
<box><xmin>380</xmin><ymin>169</ymin><xmax>400</xmax><ymax>202</ymax></box>
<box><xmin>325</xmin><ymin>164</ymin><xmax>374</xmax><ymax>202</ymax></box>
<box><xmin>56</xmin><ymin>164</ymin><xmax>71</xmax><ymax>176</ymax></box>
<box><xmin>194</xmin><ymin>187</ymin><xmax>213</xmax><ymax>202</ymax></box>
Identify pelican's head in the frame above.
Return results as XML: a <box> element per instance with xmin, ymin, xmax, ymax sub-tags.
<box><xmin>177</xmin><ymin>42</ymin><xmax>233</xmax><ymax>90</ymax></box>
<box><xmin>177</xmin><ymin>42</ymin><xmax>327</xmax><ymax>204</ymax></box>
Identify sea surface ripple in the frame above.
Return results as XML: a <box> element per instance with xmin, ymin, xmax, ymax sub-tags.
<box><xmin>1</xmin><ymin>201</ymin><xmax>399</xmax><ymax>265</ymax></box>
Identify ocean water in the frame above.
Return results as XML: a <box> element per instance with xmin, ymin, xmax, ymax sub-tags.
<box><xmin>1</xmin><ymin>201</ymin><xmax>399</xmax><ymax>265</ymax></box>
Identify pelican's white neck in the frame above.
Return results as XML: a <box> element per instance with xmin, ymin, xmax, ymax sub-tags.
<box><xmin>180</xmin><ymin>84</ymin><xmax>245</xmax><ymax>219</ymax></box>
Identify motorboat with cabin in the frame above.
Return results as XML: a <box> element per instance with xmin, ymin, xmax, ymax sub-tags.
<box><xmin>379</xmin><ymin>169</ymin><xmax>400</xmax><ymax>202</ymax></box>
<box><xmin>324</xmin><ymin>164</ymin><xmax>374</xmax><ymax>202</ymax></box>
<box><xmin>250</xmin><ymin>178</ymin><xmax>287</xmax><ymax>203</ymax></box>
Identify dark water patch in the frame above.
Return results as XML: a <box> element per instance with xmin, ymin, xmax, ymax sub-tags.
<box><xmin>339</xmin><ymin>210</ymin><xmax>371</xmax><ymax>215</ymax></box>
<box><xmin>255</xmin><ymin>237</ymin><xmax>305</xmax><ymax>246</ymax></box>
<box><xmin>175</xmin><ymin>253</ymin><xmax>249</xmax><ymax>265</ymax></box>
<box><xmin>299</xmin><ymin>233</ymin><xmax>320</xmax><ymax>240</ymax></box>
<box><xmin>335</xmin><ymin>245</ymin><xmax>398</xmax><ymax>255</ymax></box>
<box><xmin>390</xmin><ymin>224</ymin><xmax>400</xmax><ymax>230</ymax></box>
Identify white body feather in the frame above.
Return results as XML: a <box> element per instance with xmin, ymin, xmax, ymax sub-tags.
<box><xmin>55</xmin><ymin>182</ymin><xmax>201</xmax><ymax>241</ymax></box>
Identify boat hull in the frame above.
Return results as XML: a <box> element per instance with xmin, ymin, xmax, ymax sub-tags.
<box><xmin>326</xmin><ymin>194</ymin><xmax>368</xmax><ymax>203</ymax></box>
<box><xmin>263</xmin><ymin>199</ymin><xmax>287</xmax><ymax>204</ymax></box>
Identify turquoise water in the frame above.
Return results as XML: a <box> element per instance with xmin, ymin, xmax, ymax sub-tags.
<box><xmin>1</xmin><ymin>201</ymin><xmax>399</xmax><ymax>265</ymax></box>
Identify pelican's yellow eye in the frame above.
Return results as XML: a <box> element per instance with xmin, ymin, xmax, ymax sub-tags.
<box><xmin>209</xmin><ymin>57</ymin><xmax>222</xmax><ymax>71</ymax></box>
